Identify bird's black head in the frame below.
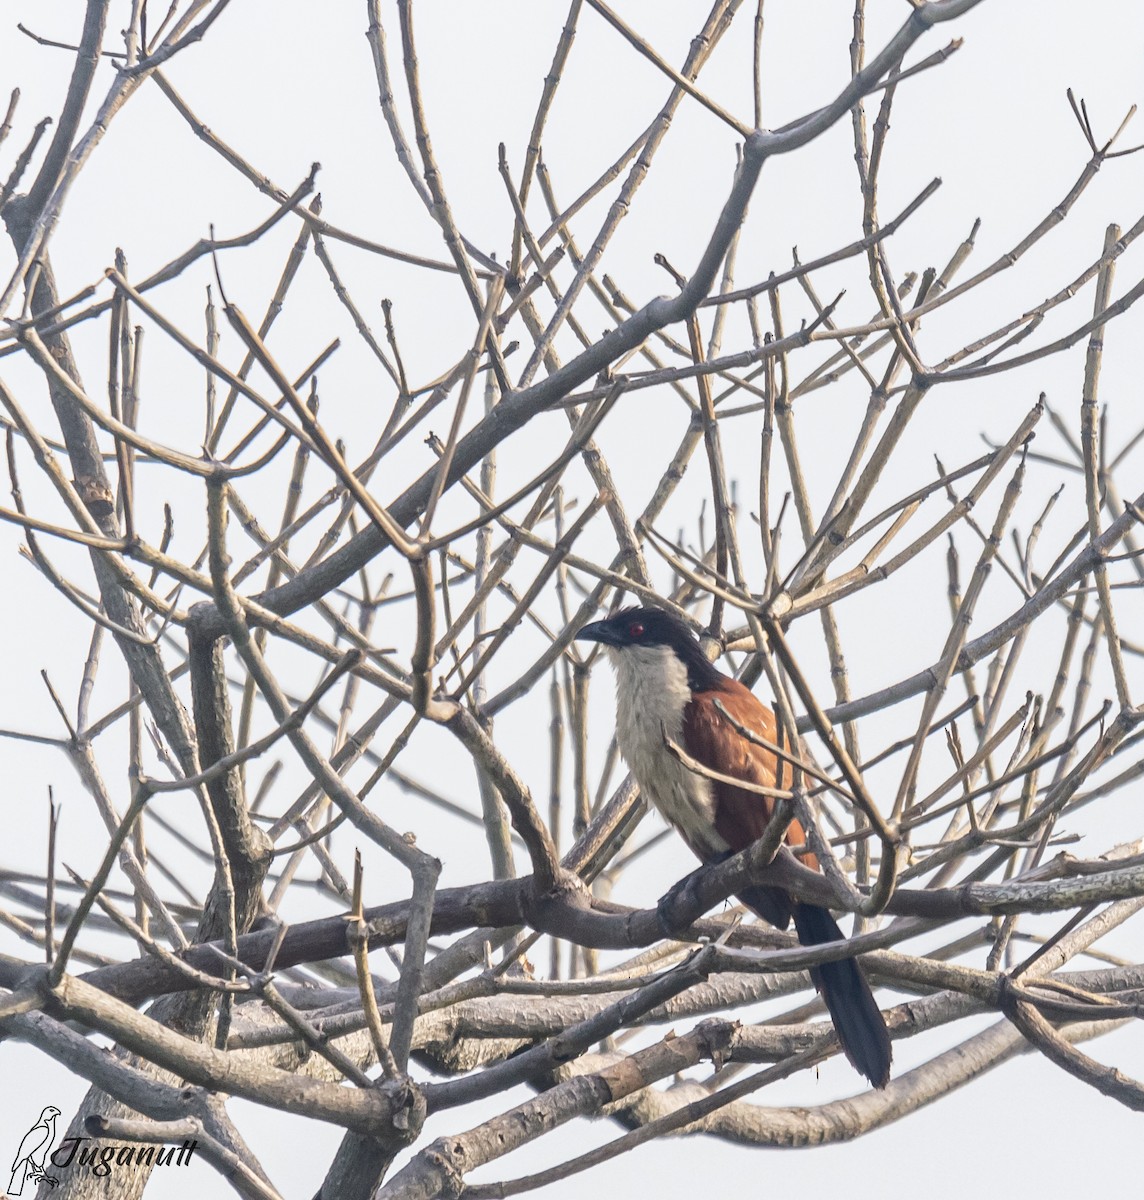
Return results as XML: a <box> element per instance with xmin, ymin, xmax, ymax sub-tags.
<box><xmin>575</xmin><ymin>605</ymin><xmax>723</xmax><ymax>689</ymax></box>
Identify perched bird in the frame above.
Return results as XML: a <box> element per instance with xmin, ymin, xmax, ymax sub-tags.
<box><xmin>9</xmin><ymin>1105</ymin><xmax>60</xmax><ymax>1195</ymax></box>
<box><xmin>576</xmin><ymin>604</ymin><xmax>891</xmax><ymax>1088</ymax></box>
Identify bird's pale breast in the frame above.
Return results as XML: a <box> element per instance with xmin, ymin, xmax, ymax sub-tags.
<box><xmin>610</xmin><ymin>643</ymin><xmax>731</xmax><ymax>859</ymax></box>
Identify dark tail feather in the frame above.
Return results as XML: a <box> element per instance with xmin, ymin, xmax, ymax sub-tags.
<box><xmin>792</xmin><ymin>903</ymin><xmax>892</xmax><ymax>1089</ymax></box>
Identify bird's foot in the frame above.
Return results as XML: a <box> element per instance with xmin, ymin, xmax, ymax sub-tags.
<box><xmin>656</xmin><ymin>860</ymin><xmax>722</xmax><ymax>938</ymax></box>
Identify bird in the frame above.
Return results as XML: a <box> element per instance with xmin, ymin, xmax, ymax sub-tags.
<box><xmin>576</xmin><ymin>604</ymin><xmax>892</xmax><ymax>1088</ymax></box>
<box><xmin>9</xmin><ymin>1105</ymin><xmax>61</xmax><ymax>1195</ymax></box>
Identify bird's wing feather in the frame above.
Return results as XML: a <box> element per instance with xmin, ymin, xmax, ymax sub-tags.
<box><xmin>683</xmin><ymin>679</ymin><xmax>817</xmax><ymax>867</ymax></box>
<box><xmin>12</xmin><ymin>1123</ymin><xmax>49</xmax><ymax>1168</ymax></box>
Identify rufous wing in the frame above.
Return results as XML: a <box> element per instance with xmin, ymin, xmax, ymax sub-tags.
<box><xmin>682</xmin><ymin>678</ymin><xmax>817</xmax><ymax>866</ymax></box>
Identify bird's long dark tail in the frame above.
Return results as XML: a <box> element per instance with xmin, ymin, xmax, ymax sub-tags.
<box><xmin>791</xmin><ymin>902</ymin><xmax>892</xmax><ymax>1089</ymax></box>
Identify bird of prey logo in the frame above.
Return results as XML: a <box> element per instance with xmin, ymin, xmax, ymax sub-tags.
<box><xmin>8</xmin><ymin>1106</ymin><xmax>61</xmax><ymax>1195</ymax></box>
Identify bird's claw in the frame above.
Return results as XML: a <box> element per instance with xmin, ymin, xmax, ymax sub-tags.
<box><xmin>655</xmin><ymin>870</ymin><xmax>702</xmax><ymax>938</ymax></box>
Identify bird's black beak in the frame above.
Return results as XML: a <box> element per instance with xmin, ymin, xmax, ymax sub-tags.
<box><xmin>576</xmin><ymin>618</ymin><xmax>622</xmax><ymax>647</ymax></box>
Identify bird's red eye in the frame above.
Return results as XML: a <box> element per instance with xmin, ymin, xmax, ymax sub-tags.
<box><xmin>629</xmin><ymin>622</ymin><xmax>645</xmax><ymax>637</ymax></box>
